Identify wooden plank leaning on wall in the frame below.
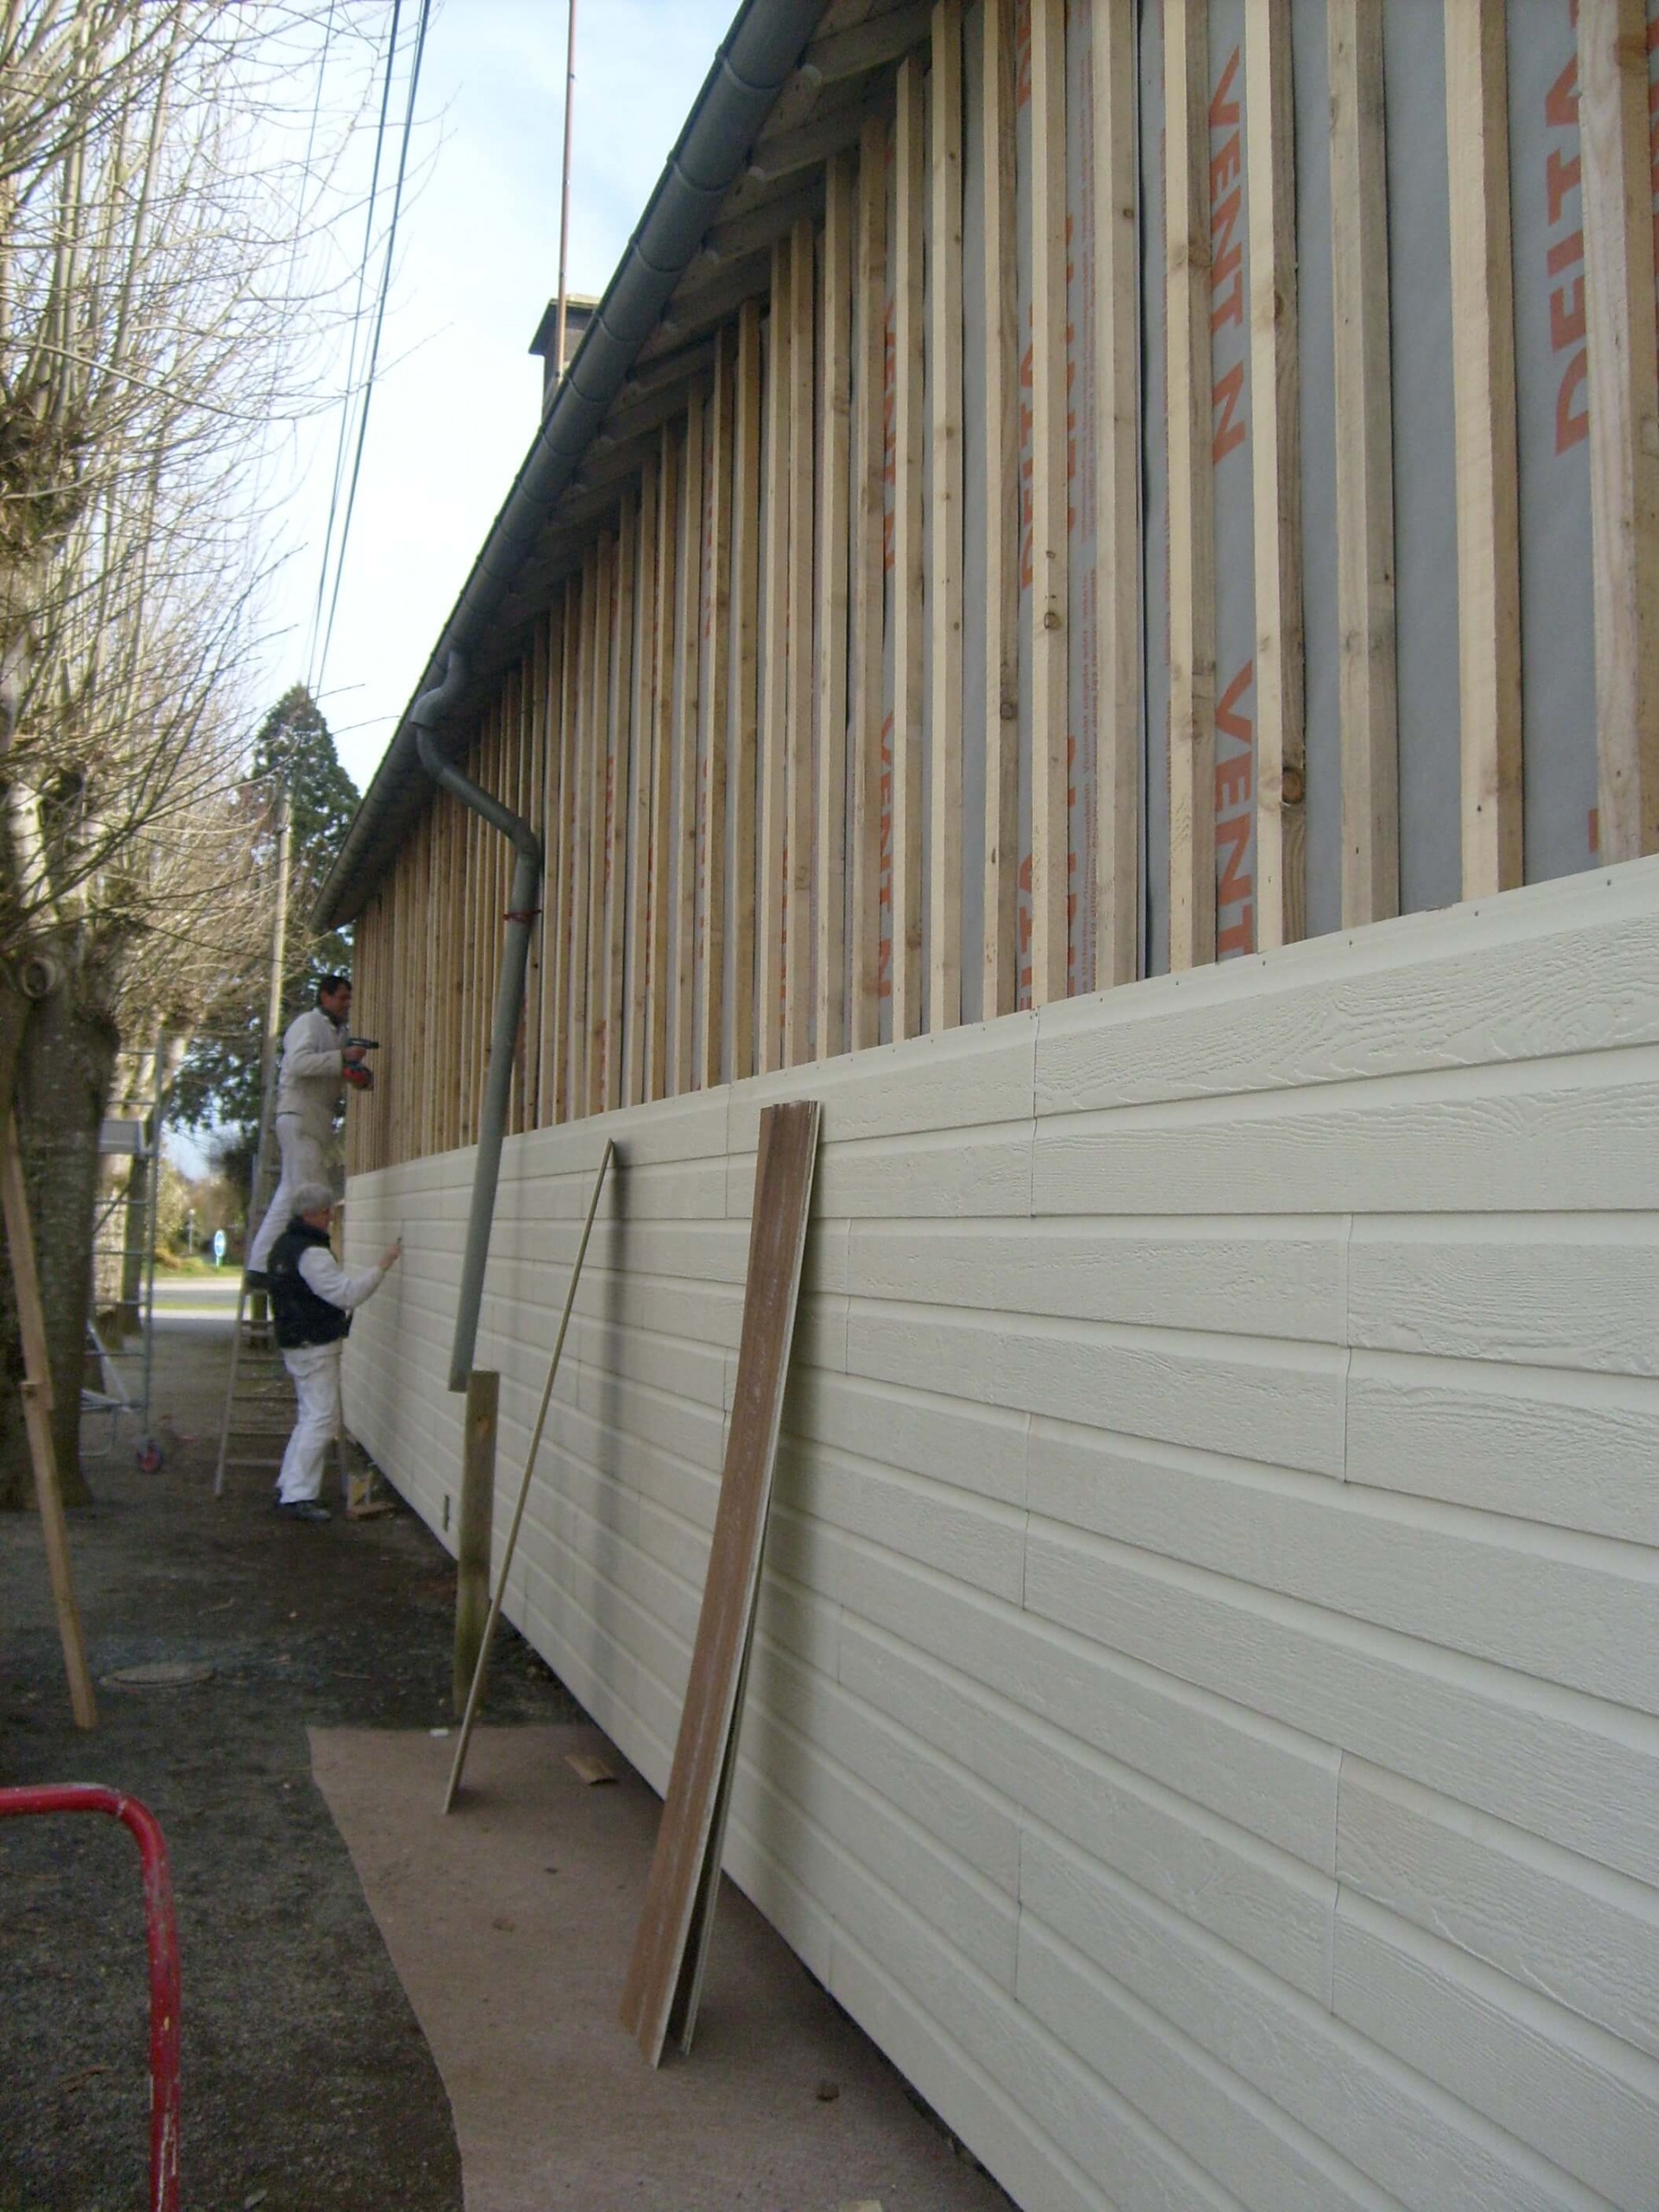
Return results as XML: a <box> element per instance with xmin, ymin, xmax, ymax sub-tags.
<box><xmin>759</xmin><ymin>243</ymin><xmax>791</xmax><ymax>1076</ymax></box>
<box><xmin>1578</xmin><ymin>0</ymin><xmax>1659</xmax><ymax>865</ymax></box>
<box><xmin>1329</xmin><ymin>0</ymin><xmax>1398</xmax><ymax>926</ymax></box>
<box><xmin>1445</xmin><ymin>0</ymin><xmax>1521</xmax><ymax>900</ymax></box>
<box><xmin>849</xmin><ymin>109</ymin><xmax>888</xmax><ymax>1055</ymax></box>
<box><xmin>1246</xmin><ymin>0</ymin><xmax>1306</xmax><ymax>950</ymax></box>
<box><xmin>1164</xmin><ymin>0</ymin><xmax>1215</xmax><ymax>973</ymax></box>
<box><xmin>981</xmin><ymin>0</ymin><xmax>1019</xmax><ymax>1021</ymax></box>
<box><xmin>929</xmin><ymin>0</ymin><xmax>964</xmax><ymax>1037</ymax></box>
<box><xmin>816</xmin><ymin>151</ymin><xmax>855</xmax><ymax>1063</ymax></box>
<box><xmin>890</xmin><ymin>52</ymin><xmax>925</xmax><ymax>1040</ymax></box>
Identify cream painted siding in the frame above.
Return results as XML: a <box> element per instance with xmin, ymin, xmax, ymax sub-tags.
<box><xmin>343</xmin><ymin>860</ymin><xmax>1659</xmax><ymax>2212</ymax></box>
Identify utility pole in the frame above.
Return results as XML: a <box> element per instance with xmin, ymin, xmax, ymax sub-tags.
<box><xmin>552</xmin><ymin>0</ymin><xmax>578</xmax><ymax>381</ymax></box>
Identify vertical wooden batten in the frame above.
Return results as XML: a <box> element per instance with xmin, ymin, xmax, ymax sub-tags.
<box><xmin>891</xmin><ymin>51</ymin><xmax>926</xmax><ymax>1040</ymax></box>
<box><xmin>730</xmin><ymin>299</ymin><xmax>764</xmax><ymax>1081</ymax></box>
<box><xmin>1093</xmin><ymin>0</ymin><xmax>1141</xmax><ymax>985</ymax></box>
<box><xmin>759</xmin><ymin>245</ymin><xmax>791</xmax><ymax>1075</ymax></box>
<box><xmin>1164</xmin><ymin>0</ymin><xmax>1215</xmax><ymax>974</ymax></box>
<box><xmin>849</xmin><ymin>111</ymin><xmax>889</xmax><ymax>1054</ymax></box>
<box><xmin>1247</xmin><ymin>0</ymin><xmax>1306</xmax><ymax>949</ymax></box>
<box><xmin>699</xmin><ymin>339</ymin><xmax>736</xmax><ymax>1090</ymax></box>
<box><xmin>981</xmin><ymin>0</ymin><xmax>1019</xmax><ymax>1020</ymax></box>
<box><xmin>1446</xmin><ymin>0</ymin><xmax>1522</xmax><ymax>899</ymax></box>
<box><xmin>1578</xmin><ymin>0</ymin><xmax>1659</xmax><ymax>864</ymax></box>
<box><xmin>672</xmin><ymin>398</ymin><xmax>704</xmax><ymax>1097</ymax></box>
<box><xmin>1028</xmin><ymin>0</ymin><xmax>1070</xmax><ymax>1002</ymax></box>
<box><xmin>816</xmin><ymin>152</ymin><xmax>855</xmax><ymax>1063</ymax></box>
<box><xmin>626</xmin><ymin>470</ymin><xmax>659</xmax><ymax>1107</ymax></box>
<box><xmin>1329</xmin><ymin>0</ymin><xmax>1399</xmax><ymax>925</ymax></box>
<box><xmin>928</xmin><ymin>0</ymin><xmax>965</xmax><ymax>1036</ymax></box>
<box><xmin>785</xmin><ymin>213</ymin><xmax>817</xmax><ymax>1068</ymax></box>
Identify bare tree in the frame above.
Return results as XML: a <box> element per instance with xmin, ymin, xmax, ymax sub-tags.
<box><xmin>0</xmin><ymin>0</ymin><xmax>391</xmax><ymax>1503</ymax></box>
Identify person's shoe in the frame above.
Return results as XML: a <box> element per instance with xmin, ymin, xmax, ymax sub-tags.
<box><xmin>275</xmin><ymin>1498</ymin><xmax>330</xmax><ymax>1523</ymax></box>
<box><xmin>243</xmin><ymin>1268</ymin><xmax>269</xmax><ymax>1291</ymax></box>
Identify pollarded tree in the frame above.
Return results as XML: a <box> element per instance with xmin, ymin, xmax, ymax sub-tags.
<box><xmin>0</xmin><ymin>1</ymin><xmax>393</xmax><ymax>1505</ymax></box>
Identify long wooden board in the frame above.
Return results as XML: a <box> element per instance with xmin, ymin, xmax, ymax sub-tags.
<box><xmin>619</xmin><ymin>1097</ymin><xmax>821</xmax><ymax>2066</ymax></box>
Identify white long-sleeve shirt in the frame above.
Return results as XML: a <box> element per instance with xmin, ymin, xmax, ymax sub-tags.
<box><xmin>296</xmin><ymin>1244</ymin><xmax>386</xmax><ymax>1313</ymax></box>
<box><xmin>276</xmin><ymin>1007</ymin><xmax>349</xmax><ymax>1143</ymax></box>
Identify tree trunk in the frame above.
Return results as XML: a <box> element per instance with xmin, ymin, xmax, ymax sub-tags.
<box><xmin>0</xmin><ymin>967</ymin><xmax>118</xmax><ymax>1509</ymax></box>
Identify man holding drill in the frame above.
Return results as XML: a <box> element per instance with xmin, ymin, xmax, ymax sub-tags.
<box><xmin>268</xmin><ymin>1181</ymin><xmax>400</xmax><ymax>1522</ymax></box>
<box><xmin>246</xmin><ymin>973</ymin><xmax>370</xmax><ymax>1283</ymax></box>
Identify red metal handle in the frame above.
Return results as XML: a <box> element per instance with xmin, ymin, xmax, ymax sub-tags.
<box><xmin>0</xmin><ymin>1783</ymin><xmax>181</xmax><ymax>2212</ymax></box>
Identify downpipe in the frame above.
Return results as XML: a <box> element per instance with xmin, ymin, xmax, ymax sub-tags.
<box><xmin>412</xmin><ymin>652</ymin><xmax>543</xmax><ymax>1391</ymax></box>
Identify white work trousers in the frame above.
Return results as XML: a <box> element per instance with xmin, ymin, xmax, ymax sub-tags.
<box><xmin>248</xmin><ymin>1115</ymin><xmax>328</xmax><ymax>1273</ymax></box>
<box><xmin>276</xmin><ymin>1340</ymin><xmax>341</xmax><ymax>1503</ymax></box>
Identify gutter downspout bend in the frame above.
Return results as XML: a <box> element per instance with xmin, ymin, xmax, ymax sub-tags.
<box><xmin>412</xmin><ymin>651</ymin><xmax>543</xmax><ymax>1392</ymax></box>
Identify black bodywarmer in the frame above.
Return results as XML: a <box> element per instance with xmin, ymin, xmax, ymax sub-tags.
<box><xmin>268</xmin><ymin>1218</ymin><xmax>352</xmax><ymax>1350</ymax></box>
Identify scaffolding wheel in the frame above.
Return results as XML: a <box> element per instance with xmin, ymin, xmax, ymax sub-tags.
<box><xmin>136</xmin><ymin>1438</ymin><xmax>163</xmax><ymax>1475</ymax></box>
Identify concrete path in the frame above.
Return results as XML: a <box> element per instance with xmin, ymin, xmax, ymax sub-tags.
<box><xmin>311</xmin><ymin>1721</ymin><xmax>1013</xmax><ymax>2212</ymax></box>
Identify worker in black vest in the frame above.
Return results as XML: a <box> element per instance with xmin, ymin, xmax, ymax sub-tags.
<box><xmin>268</xmin><ymin>1179</ymin><xmax>401</xmax><ymax>1523</ymax></box>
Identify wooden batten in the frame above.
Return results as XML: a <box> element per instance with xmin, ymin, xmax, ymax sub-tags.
<box><xmin>1093</xmin><ymin>0</ymin><xmax>1141</xmax><ymax>987</ymax></box>
<box><xmin>647</xmin><ymin>428</ymin><xmax>679</xmax><ymax>1101</ymax></box>
<box><xmin>730</xmin><ymin>298</ymin><xmax>764</xmax><ymax>1082</ymax></box>
<box><xmin>587</xmin><ymin>533</ymin><xmax>613</xmax><ymax>1116</ymax></box>
<box><xmin>1578</xmin><ymin>0</ymin><xmax>1659</xmax><ymax>864</ymax></box>
<box><xmin>1446</xmin><ymin>1</ymin><xmax>1522</xmax><ymax>900</ymax></box>
<box><xmin>1027</xmin><ymin>0</ymin><xmax>1069</xmax><ymax>1002</ymax></box>
<box><xmin>1330</xmin><ymin>0</ymin><xmax>1399</xmax><ymax>926</ymax></box>
<box><xmin>758</xmin><ymin>242</ymin><xmax>791</xmax><ymax>1075</ymax></box>
<box><xmin>698</xmin><ymin>338</ymin><xmax>736</xmax><ymax>1090</ymax></box>
<box><xmin>891</xmin><ymin>51</ymin><xmax>925</xmax><ymax>1039</ymax></box>
<box><xmin>672</xmin><ymin>398</ymin><xmax>704</xmax><ymax>1096</ymax></box>
<box><xmin>981</xmin><ymin>0</ymin><xmax>1019</xmax><ymax>1020</ymax></box>
<box><xmin>571</xmin><ymin>550</ymin><xmax>598</xmax><ymax>1118</ymax></box>
<box><xmin>626</xmin><ymin>469</ymin><xmax>658</xmax><ymax>1107</ymax></box>
<box><xmin>1164</xmin><ymin>0</ymin><xmax>1215</xmax><ymax>975</ymax></box>
<box><xmin>1247</xmin><ymin>0</ymin><xmax>1306</xmax><ymax>950</ymax></box>
<box><xmin>816</xmin><ymin>151</ymin><xmax>855</xmax><ymax>1062</ymax></box>
<box><xmin>785</xmin><ymin>212</ymin><xmax>817</xmax><ymax>1068</ymax></box>
<box><xmin>928</xmin><ymin>0</ymin><xmax>964</xmax><ymax>1037</ymax></box>
<box><xmin>848</xmin><ymin>110</ymin><xmax>888</xmax><ymax>1054</ymax></box>
<box><xmin>607</xmin><ymin>499</ymin><xmax>637</xmax><ymax>1111</ymax></box>
<box><xmin>554</xmin><ymin>588</ymin><xmax>580</xmax><ymax>1123</ymax></box>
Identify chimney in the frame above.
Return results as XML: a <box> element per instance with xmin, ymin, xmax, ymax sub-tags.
<box><xmin>528</xmin><ymin>295</ymin><xmax>600</xmax><ymax>414</ymax></box>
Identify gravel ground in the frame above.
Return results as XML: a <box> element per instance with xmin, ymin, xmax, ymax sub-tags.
<box><xmin>0</xmin><ymin>1287</ymin><xmax>580</xmax><ymax>2212</ymax></box>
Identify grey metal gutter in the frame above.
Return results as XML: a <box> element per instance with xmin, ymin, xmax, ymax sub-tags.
<box><xmin>410</xmin><ymin>650</ymin><xmax>541</xmax><ymax>1392</ymax></box>
<box><xmin>314</xmin><ymin>0</ymin><xmax>824</xmax><ymax>933</ymax></box>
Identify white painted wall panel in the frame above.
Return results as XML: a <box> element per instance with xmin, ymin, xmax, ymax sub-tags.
<box><xmin>345</xmin><ymin>863</ymin><xmax>1659</xmax><ymax>2210</ymax></box>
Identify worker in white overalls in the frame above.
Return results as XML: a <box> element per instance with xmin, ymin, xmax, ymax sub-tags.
<box><xmin>267</xmin><ymin>1180</ymin><xmax>400</xmax><ymax>1522</ymax></box>
<box><xmin>246</xmin><ymin>974</ymin><xmax>369</xmax><ymax>1282</ymax></box>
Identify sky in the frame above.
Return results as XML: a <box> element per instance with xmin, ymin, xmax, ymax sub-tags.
<box><xmin>253</xmin><ymin>0</ymin><xmax>737</xmax><ymax>798</ymax></box>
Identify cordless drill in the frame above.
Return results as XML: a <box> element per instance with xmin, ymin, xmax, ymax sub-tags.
<box><xmin>343</xmin><ymin>1035</ymin><xmax>379</xmax><ymax>1092</ymax></box>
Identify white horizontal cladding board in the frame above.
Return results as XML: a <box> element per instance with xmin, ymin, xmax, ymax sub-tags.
<box><xmin>847</xmin><ymin>1215</ymin><xmax>1349</xmax><ymax>1342</ymax></box>
<box><xmin>1347</xmin><ymin>1214</ymin><xmax>1659</xmax><ymax>1376</ymax></box>
<box><xmin>1337</xmin><ymin>1761</ymin><xmax>1659</xmax><ymax>2065</ymax></box>
<box><xmin>1350</xmin><ymin>1357</ymin><xmax>1659</xmax><ymax>1559</ymax></box>
<box><xmin>1031</xmin><ymin>1048</ymin><xmax>1659</xmax><ymax>1217</ymax></box>
<box><xmin>1332</xmin><ymin>1893</ymin><xmax>1659</xmax><ymax>2206</ymax></box>
<box><xmin>778</xmin><ymin>1428</ymin><xmax>1027</xmax><ymax>1602</ymax></box>
<box><xmin>1026</xmin><ymin>1421</ymin><xmax>1659</xmax><ymax>1714</ymax></box>
<box><xmin>1023</xmin><ymin>1522</ymin><xmax>1659</xmax><ymax>1889</ymax></box>
<box><xmin>845</xmin><ymin>1300</ymin><xmax>1348</xmax><ymax>1475</ymax></box>
<box><xmin>1020</xmin><ymin>1826</ymin><xmax>1603</xmax><ymax>2212</ymax></box>
<box><xmin>1033</xmin><ymin>860</ymin><xmax>1659</xmax><ymax>1112</ymax></box>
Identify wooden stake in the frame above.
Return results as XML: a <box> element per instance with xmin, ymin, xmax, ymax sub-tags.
<box><xmin>453</xmin><ymin>1368</ymin><xmax>499</xmax><ymax>1714</ymax></box>
<box><xmin>2</xmin><ymin>1110</ymin><xmax>96</xmax><ymax>1730</ymax></box>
